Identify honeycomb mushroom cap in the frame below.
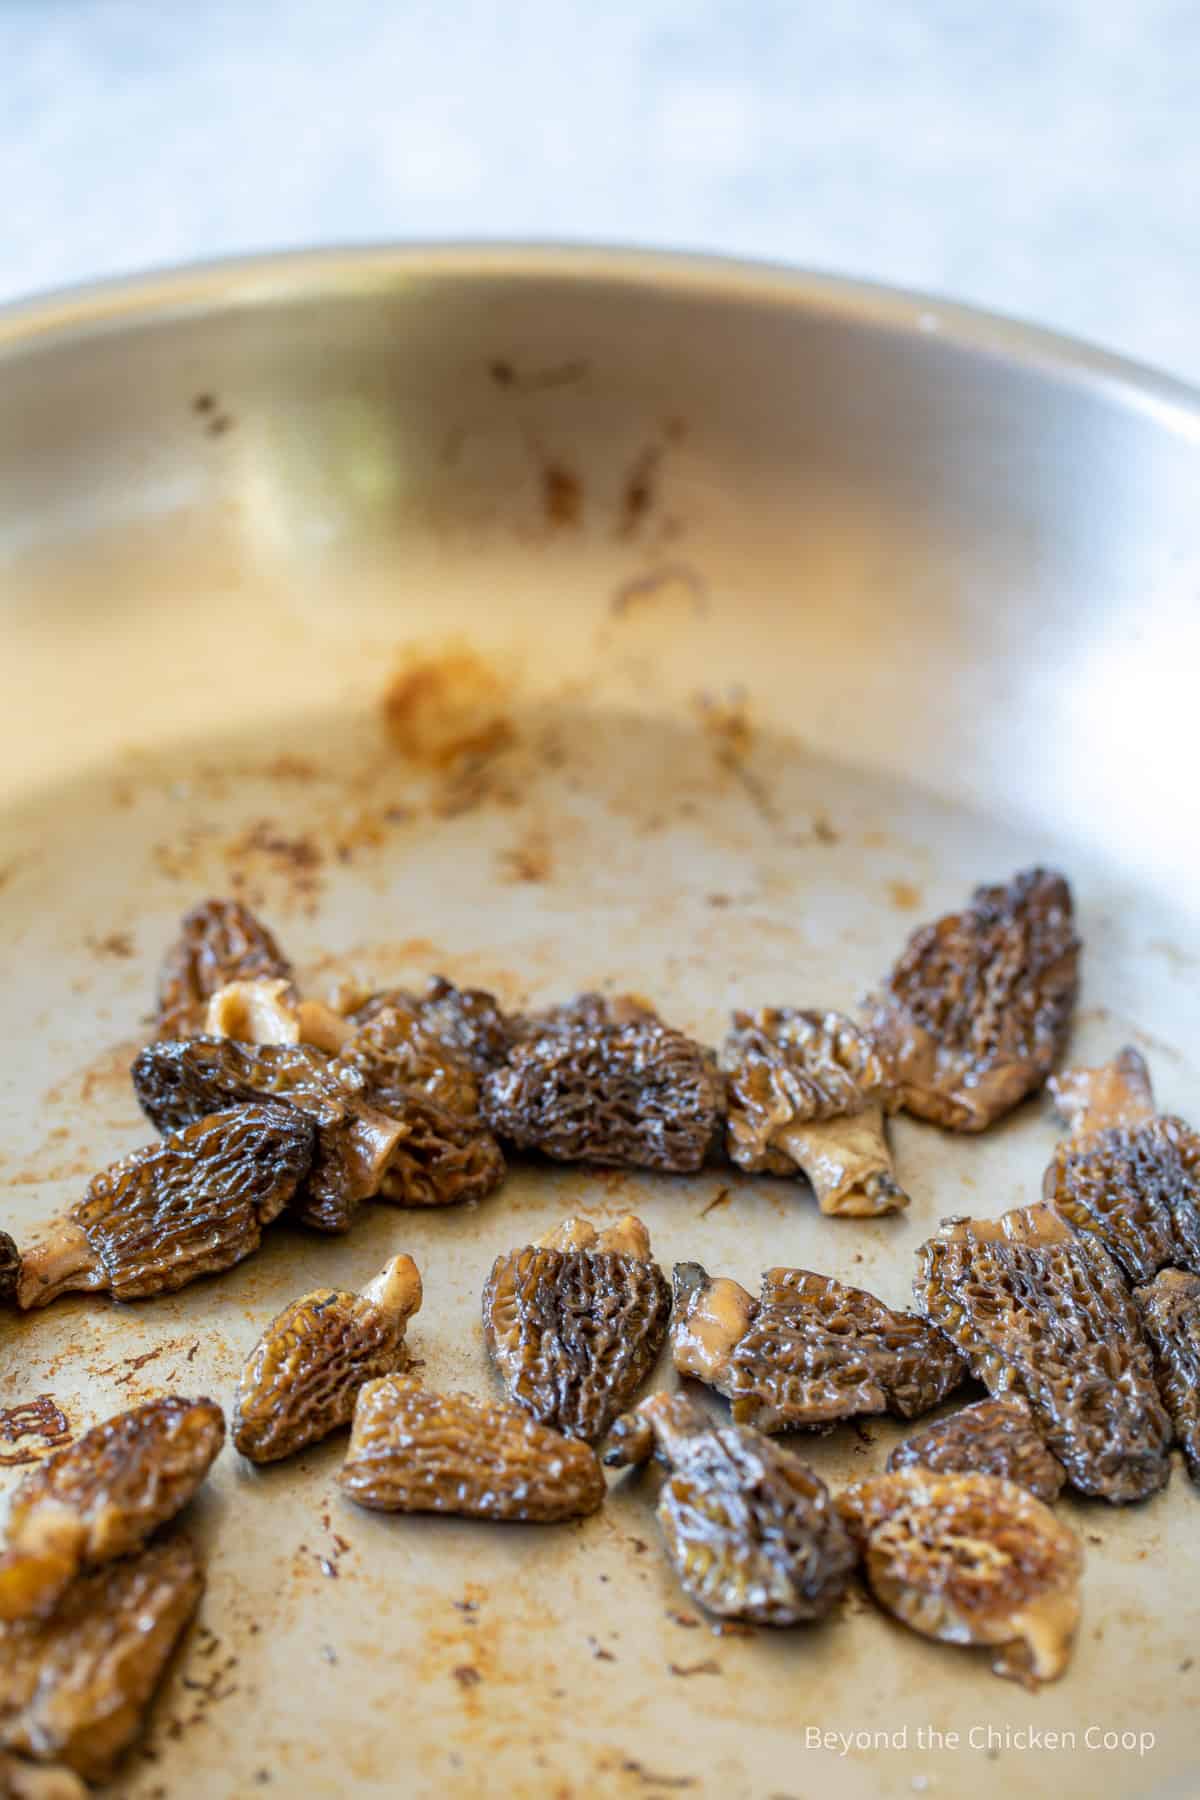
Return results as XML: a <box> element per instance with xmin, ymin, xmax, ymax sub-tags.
<box><xmin>1133</xmin><ymin>1268</ymin><xmax>1200</xmax><ymax>1485</ymax></box>
<box><xmin>656</xmin><ymin>1424</ymin><xmax>857</xmax><ymax>1626</ymax></box>
<box><xmin>915</xmin><ymin>1205</ymin><xmax>1172</xmax><ymax>1503</ymax></box>
<box><xmin>156</xmin><ymin>898</ymin><xmax>291</xmax><ymax>1039</ymax></box>
<box><xmin>887</xmin><ymin>1396</ymin><xmax>1066</xmax><ymax>1503</ymax></box>
<box><xmin>131</xmin><ymin>1038</ymin><xmax>403</xmax><ymax>1233</ymax></box>
<box><xmin>338</xmin><ymin>1376</ymin><xmax>605</xmax><ymax>1521</ymax></box>
<box><xmin>838</xmin><ymin>1467</ymin><xmax>1083</xmax><ymax>1686</ymax></box>
<box><xmin>234</xmin><ymin>1256</ymin><xmax>422</xmax><ymax>1463</ymax></box>
<box><xmin>1044</xmin><ymin>1113</ymin><xmax>1200</xmax><ymax>1284</ymax></box>
<box><xmin>481</xmin><ymin>1018</ymin><xmax>723</xmax><ymax>1173</ymax></box>
<box><xmin>868</xmin><ymin>867</ymin><xmax>1080</xmax><ymax>1132</ymax></box>
<box><xmin>483</xmin><ymin>1216</ymin><xmax>670</xmax><ymax>1441</ymax></box>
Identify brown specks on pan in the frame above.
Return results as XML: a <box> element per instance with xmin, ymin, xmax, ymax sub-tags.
<box><xmin>191</xmin><ymin>392</ymin><xmax>233</xmax><ymax>435</ymax></box>
<box><xmin>541</xmin><ymin>463</ymin><xmax>582</xmax><ymax>528</ymax></box>
<box><xmin>0</xmin><ymin>1400</ymin><xmax>72</xmax><ymax>1469</ymax></box>
<box><xmin>611</xmin><ymin>563</ymin><xmax>708</xmax><ymax>618</ymax></box>
<box><xmin>487</xmin><ymin>357</ymin><xmax>589</xmax><ymax>392</ymax></box>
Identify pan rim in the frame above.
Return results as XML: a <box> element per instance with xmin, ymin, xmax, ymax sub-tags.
<box><xmin>1</xmin><ymin>240</ymin><xmax>1198</xmax><ymax>443</ymax></box>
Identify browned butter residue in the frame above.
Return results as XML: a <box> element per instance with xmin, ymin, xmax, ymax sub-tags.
<box><xmin>0</xmin><ymin>1395</ymin><xmax>71</xmax><ymax>1465</ymax></box>
<box><xmin>887</xmin><ymin>879</ymin><xmax>923</xmax><ymax>911</ymax></box>
<box><xmin>382</xmin><ymin>649</ymin><xmax>517</xmax><ymax>769</ymax></box>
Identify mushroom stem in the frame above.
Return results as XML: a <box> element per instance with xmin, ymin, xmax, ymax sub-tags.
<box><xmin>361</xmin><ymin>1254</ymin><xmax>423</xmax><ymax>1324</ymax></box>
<box><xmin>16</xmin><ymin>1220</ymin><xmax>106</xmax><ymax>1311</ymax></box>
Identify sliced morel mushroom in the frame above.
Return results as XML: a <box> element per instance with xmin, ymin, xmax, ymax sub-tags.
<box><xmin>234</xmin><ymin>1255</ymin><xmax>423</xmax><ymax>1463</ymax></box>
<box><xmin>839</xmin><ymin>1469</ymin><xmax>1082</xmax><ymax>1687</ymax></box>
<box><xmin>1133</xmin><ymin>1269</ymin><xmax>1200</xmax><ymax>1485</ymax></box>
<box><xmin>0</xmin><ymin>1238</ymin><xmax>19</xmax><ymax>1307</ymax></box>
<box><xmin>1043</xmin><ymin>1050</ymin><xmax>1200</xmax><ymax>1283</ymax></box>
<box><xmin>887</xmin><ymin>1396</ymin><xmax>1066</xmax><ymax>1503</ymax></box>
<box><xmin>339</xmin><ymin>1375</ymin><xmax>605</xmax><ymax>1521</ymax></box>
<box><xmin>357</xmin><ymin>976</ymin><xmax>515</xmax><ymax>1075</ymax></box>
<box><xmin>605</xmin><ymin>1392</ymin><xmax>855</xmax><ymax>1625</ymax></box>
<box><xmin>131</xmin><ymin>1038</ymin><xmax>404</xmax><ymax>1233</ymax></box>
<box><xmin>156</xmin><ymin>897</ymin><xmax>291</xmax><ymax>1038</ymax></box>
<box><xmin>868</xmin><ymin>867</ymin><xmax>1080</xmax><ymax>1132</ymax></box>
<box><xmin>482</xmin><ymin>1215</ymin><xmax>671</xmax><ymax>1442</ymax></box>
<box><xmin>377</xmin><ymin>1097</ymin><xmax>506</xmax><ymax>1209</ymax></box>
<box><xmin>915</xmin><ymin>1204</ymin><xmax>1171</xmax><ymax>1502</ymax></box>
<box><xmin>0</xmin><ymin>1536</ymin><xmax>202</xmax><ymax>1783</ymax></box>
<box><xmin>331</xmin><ymin>1007</ymin><xmax>506</xmax><ymax>1207</ymax></box>
<box><xmin>17</xmin><ymin>1106</ymin><xmax>314</xmax><ymax>1310</ymax></box>
<box><xmin>481</xmin><ymin>1016</ymin><xmax>722</xmax><ymax>1173</ymax></box>
<box><xmin>720</xmin><ymin>1008</ymin><xmax>907</xmax><ymax>1216</ymax></box>
<box><xmin>205</xmin><ymin>976</ymin><xmax>351</xmax><ymax>1055</ymax></box>
<box><xmin>671</xmin><ymin>1264</ymin><xmax>965</xmax><ymax>1433</ymax></box>
<box><xmin>335</xmin><ymin>1001</ymin><xmax>481</xmax><ymax>1122</ymax></box>
<box><xmin>0</xmin><ymin>1398</ymin><xmax>222</xmax><ymax>1623</ymax></box>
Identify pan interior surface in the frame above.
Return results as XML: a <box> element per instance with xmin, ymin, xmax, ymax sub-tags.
<box><xmin>0</xmin><ymin>252</ymin><xmax>1196</xmax><ymax>1800</ymax></box>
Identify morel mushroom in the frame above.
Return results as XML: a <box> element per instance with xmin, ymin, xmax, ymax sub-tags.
<box><xmin>0</xmin><ymin>1536</ymin><xmax>202</xmax><ymax>1783</ymax></box>
<box><xmin>605</xmin><ymin>1392</ymin><xmax>855</xmax><ymax>1625</ymax></box>
<box><xmin>867</xmin><ymin>867</ymin><xmax>1080</xmax><ymax>1132</ymax></box>
<box><xmin>720</xmin><ymin>1008</ymin><xmax>908</xmax><ymax>1216</ymax></box>
<box><xmin>483</xmin><ymin>1215</ymin><xmax>671</xmax><ymax>1441</ymax></box>
<box><xmin>0</xmin><ymin>1396</ymin><xmax>222</xmax><ymax>1625</ymax></box>
<box><xmin>1133</xmin><ymin>1269</ymin><xmax>1200</xmax><ymax>1485</ymax></box>
<box><xmin>131</xmin><ymin>1038</ymin><xmax>404</xmax><ymax>1233</ymax></box>
<box><xmin>482</xmin><ymin>1014</ymin><xmax>722</xmax><ymax>1173</ymax></box>
<box><xmin>17</xmin><ymin>1107</ymin><xmax>314</xmax><ymax>1309</ymax></box>
<box><xmin>838</xmin><ymin>1467</ymin><xmax>1083</xmax><ymax>1687</ymax></box>
<box><xmin>234</xmin><ymin>1255</ymin><xmax>423</xmax><ymax>1463</ymax></box>
<box><xmin>915</xmin><ymin>1204</ymin><xmax>1171</xmax><ymax>1503</ymax></box>
<box><xmin>887</xmin><ymin>1396</ymin><xmax>1066</xmax><ymax>1503</ymax></box>
<box><xmin>358</xmin><ymin>976</ymin><xmax>515</xmax><ymax>1075</ymax></box>
<box><xmin>335</xmin><ymin>1001</ymin><xmax>481</xmax><ymax>1122</ymax></box>
<box><xmin>1044</xmin><ymin>1050</ymin><xmax>1200</xmax><ymax>1283</ymax></box>
<box><xmin>1048</xmin><ymin>1044</ymin><xmax>1157</xmax><ymax>1140</ymax></box>
<box><xmin>339</xmin><ymin>1376</ymin><xmax>605</xmax><ymax>1521</ymax></box>
<box><xmin>156</xmin><ymin>897</ymin><xmax>291</xmax><ymax>1039</ymax></box>
<box><xmin>671</xmin><ymin>1264</ymin><xmax>965</xmax><ymax>1433</ymax></box>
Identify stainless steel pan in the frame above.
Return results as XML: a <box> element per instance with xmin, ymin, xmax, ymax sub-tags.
<box><xmin>0</xmin><ymin>248</ymin><xmax>1196</xmax><ymax>1799</ymax></box>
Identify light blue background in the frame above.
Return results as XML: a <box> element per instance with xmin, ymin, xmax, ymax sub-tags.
<box><xmin>3</xmin><ymin>2</ymin><xmax>1196</xmax><ymax>379</ymax></box>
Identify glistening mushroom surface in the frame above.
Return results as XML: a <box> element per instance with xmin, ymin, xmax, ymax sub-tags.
<box><xmin>868</xmin><ymin>867</ymin><xmax>1079</xmax><ymax>1131</ymax></box>
<box><xmin>605</xmin><ymin>1392</ymin><xmax>855</xmax><ymax>1625</ymax></box>
<box><xmin>234</xmin><ymin>1255</ymin><xmax>423</xmax><ymax>1463</ymax></box>
<box><xmin>483</xmin><ymin>1215</ymin><xmax>671</xmax><ymax>1441</ymax></box>
<box><xmin>838</xmin><ymin>1467</ymin><xmax>1083</xmax><ymax>1687</ymax></box>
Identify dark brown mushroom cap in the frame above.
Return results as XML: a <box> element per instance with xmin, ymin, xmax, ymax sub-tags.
<box><xmin>338</xmin><ymin>1376</ymin><xmax>605</xmax><ymax>1522</ymax></box>
<box><xmin>656</xmin><ymin>1424</ymin><xmax>856</xmax><ymax>1626</ymax></box>
<box><xmin>887</xmin><ymin>1395</ymin><xmax>1066</xmax><ymax>1502</ymax></box>
<box><xmin>483</xmin><ymin>1220</ymin><xmax>670</xmax><ymax>1441</ymax></box>
<box><xmin>1133</xmin><ymin>1268</ymin><xmax>1200</xmax><ymax>1485</ymax></box>
<box><xmin>130</xmin><ymin>1038</ymin><xmax>402</xmax><ymax>1233</ymax></box>
<box><xmin>482</xmin><ymin>1017</ymin><xmax>723</xmax><ymax>1173</ymax></box>
<box><xmin>868</xmin><ymin>867</ymin><xmax>1080</xmax><ymax>1131</ymax></box>
<box><xmin>155</xmin><ymin>898</ymin><xmax>291</xmax><ymax>1039</ymax></box>
<box><xmin>0</xmin><ymin>1398</ymin><xmax>222</xmax><ymax>1624</ymax></box>
<box><xmin>673</xmin><ymin>1263</ymin><xmax>965</xmax><ymax>1432</ymax></box>
<box><xmin>916</xmin><ymin>1205</ymin><xmax>1172</xmax><ymax>1503</ymax></box>
<box><xmin>1045</xmin><ymin>1114</ymin><xmax>1200</xmax><ymax>1284</ymax></box>
<box><xmin>72</xmin><ymin>1106</ymin><xmax>314</xmax><ymax>1300</ymax></box>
